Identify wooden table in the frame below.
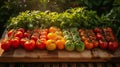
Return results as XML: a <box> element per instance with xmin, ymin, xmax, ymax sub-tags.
<box><xmin>0</xmin><ymin>47</ymin><xmax>120</xmax><ymax>62</ymax></box>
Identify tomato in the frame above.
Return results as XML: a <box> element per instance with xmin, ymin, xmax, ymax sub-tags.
<box><xmin>79</xmin><ymin>31</ymin><xmax>86</xmax><ymax>36</ymax></box>
<box><xmin>96</xmin><ymin>33</ymin><xmax>103</xmax><ymax>40</ymax></box>
<box><xmin>1</xmin><ymin>39</ymin><xmax>11</xmax><ymax>51</ymax></box>
<box><xmin>34</xmin><ymin>29</ymin><xmax>40</xmax><ymax>33</ymax></box>
<box><xmin>89</xmin><ymin>35</ymin><xmax>96</xmax><ymax>40</ymax></box>
<box><xmin>40</xmin><ymin>31</ymin><xmax>48</xmax><ymax>36</ymax></box>
<box><xmin>11</xmin><ymin>37</ymin><xmax>20</xmax><ymax>48</ymax></box>
<box><xmin>84</xmin><ymin>40</ymin><xmax>94</xmax><ymax>50</ymax></box>
<box><xmin>106</xmin><ymin>27</ymin><xmax>113</xmax><ymax>32</ymax></box>
<box><xmin>108</xmin><ymin>41</ymin><xmax>119</xmax><ymax>51</ymax></box>
<box><xmin>40</xmin><ymin>35</ymin><xmax>47</xmax><ymax>39</ymax></box>
<box><xmin>47</xmin><ymin>33</ymin><xmax>57</xmax><ymax>40</ymax></box>
<box><xmin>56</xmin><ymin>35</ymin><xmax>63</xmax><ymax>40</ymax></box>
<box><xmin>46</xmin><ymin>40</ymin><xmax>56</xmax><ymax>51</ymax></box>
<box><xmin>81</xmin><ymin>36</ymin><xmax>88</xmax><ymax>42</ymax></box>
<box><xmin>14</xmin><ymin>31</ymin><xmax>23</xmax><ymax>38</ymax></box>
<box><xmin>36</xmin><ymin>39</ymin><xmax>46</xmax><ymax>50</ymax></box>
<box><xmin>99</xmin><ymin>40</ymin><xmax>108</xmax><ymax>49</ymax></box>
<box><xmin>8</xmin><ymin>29</ymin><xmax>15</xmax><ymax>37</ymax></box>
<box><xmin>49</xmin><ymin>27</ymin><xmax>57</xmax><ymax>33</ymax></box>
<box><xmin>24</xmin><ymin>32</ymin><xmax>30</xmax><ymax>38</ymax></box>
<box><xmin>40</xmin><ymin>38</ymin><xmax>47</xmax><ymax>44</ymax></box>
<box><xmin>18</xmin><ymin>28</ymin><xmax>25</xmax><ymax>33</ymax></box>
<box><xmin>94</xmin><ymin>28</ymin><xmax>102</xmax><ymax>33</ymax></box>
<box><xmin>23</xmin><ymin>39</ymin><xmax>35</xmax><ymax>51</ymax></box>
<box><xmin>31</xmin><ymin>33</ymin><xmax>39</xmax><ymax>41</ymax></box>
<box><xmin>55</xmin><ymin>39</ymin><xmax>65</xmax><ymax>50</ymax></box>
<box><xmin>79</xmin><ymin>29</ymin><xmax>84</xmax><ymax>33</ymax></box>
<box><xmin>20</xmin><ymin>38</ymin><xmax>27</xmax><ymax>47</ymax></box>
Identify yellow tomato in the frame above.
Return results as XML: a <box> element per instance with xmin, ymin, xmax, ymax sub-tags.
<box><xmin>47</xmin><ymin>33</ymin><xmax>57</xmax><ymax>40</ymax></box>
<box><xmin>46</xmin><ymin>40</ymin><xmax>56</xmax><ymax>51</ymax></box>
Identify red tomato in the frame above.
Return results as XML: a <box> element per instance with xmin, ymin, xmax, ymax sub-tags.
<box><xmin>108</xmin><ymin>41</ymin><xmax>119</xmax><ymax>51</ymax></box>
<box><xmin>40</xmin><ymin>38</ymin><xmax>47</xmax><ymax>44</ymax></box>
<box><xmin>1</xmin><ymin>39</ymin><xmax>11</xmax><ymax>51</ymax></box>
<box><xmin>18</xmin><ymin>28</ymin><xmax>25</xmax><ymax>33</ymax></box>
<box><xmin>34</xmin><ymin>29</ymin><xmax>40</xmax><ymax>33</ymax></box>
<box><xmin>20</xmin><ymin>38</ymin><xmax>27</xmax><ymax>47</ymax></box>
<box><xmin>14</xmin><ymin>31</ymin><xmax>23</xmax><ymax>38</ymax></box>
<box><xmin>96</xmin><ymin>33</ymin><xmax>103</xmax><ymax>40</ymax></box>
<box><xmin>99</xmin><ymin>40</ymin><xmax>108</xmax><ymax>49</ymax></box>
<box><xmin>23</xmin><ymin>39</ymin><xmax>35</xmax><ymax>51</ymax></box>
<box><xmin>40</xmin><ymin>35</ymin><xmax>47</xmax><ymax>39</ymax></box>
<box><xmin>24</xmin><ymin>32</ymin><xmax>30</xmax><ymax>38</ymax></box>
<box><xmin>31</xmin><ymin>33</ymin><xmax>39</xmax><ymax>41</ymax></box>
<box><xmin>8</xmin><ymin>29</ymin><xmax>15</xmax><ymax>37</ymax></box>
<box><xmin>94</xmin><ymin>28</ymin><xmax>102</xmax><ymax>33</ymax></box>
<box><xmin>11</xmin><ymin>37</ymin><xmax>20</xmax><ymax>48</ymax></box>
<box><xmin>40</xmin><ymin>31</ymin><xmax>48</xmax><ymax>36</ymax></box>
<box><xmin>36</xmin><ymin>39</ymin><xmax>46</xmax><ymax>49</ymax></box>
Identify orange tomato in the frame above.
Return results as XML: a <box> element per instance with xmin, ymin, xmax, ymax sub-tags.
<box><xmin>55</xmin><ymin>39</ymin><xmax>65</xmax><ymax>50</ymax></box>
<box><xmin>49</xmin><ymin>27</ymin><xmax>57</xmax><ymax>33</ymax></box>
<box><xmin>47</xmin><ymin>33</ymin><xmax>57</xmax><ymax>40</ymax></box>
<box><xmin>84</xmin><ymin>40</ymin><xmax>94</xmax><ymax>50</ymax></box>
<box><xmin>46</xmin><ymin>40</ymin><xmax>56</xmax><ymax>51</ymax></box>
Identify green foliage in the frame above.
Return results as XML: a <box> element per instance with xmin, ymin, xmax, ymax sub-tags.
<box><xmin>8</xmin><ymin>7</ymin><xmax>110</xmax><ymax>29</ymax></box>
<box><xmin>106</xmin><ymin>6</ymin><xmax>120</xmax><ymax>40</ymax></box>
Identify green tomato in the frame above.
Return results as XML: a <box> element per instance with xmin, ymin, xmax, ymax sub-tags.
<box><xmin>75</xmin><ymin>42</ymin><xmax>85</xmax><ymax>52</ymax></box>
<box><xmin>65</xmin><ymin>40</ymin><xmax>75</xmax><ymax>51</ymax></box>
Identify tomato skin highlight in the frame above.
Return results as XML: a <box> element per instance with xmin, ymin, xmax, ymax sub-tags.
<box><xmin>23</xmin><ymin>39</ymin><xmax>35</xmax><ymax>51</ymax></box>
